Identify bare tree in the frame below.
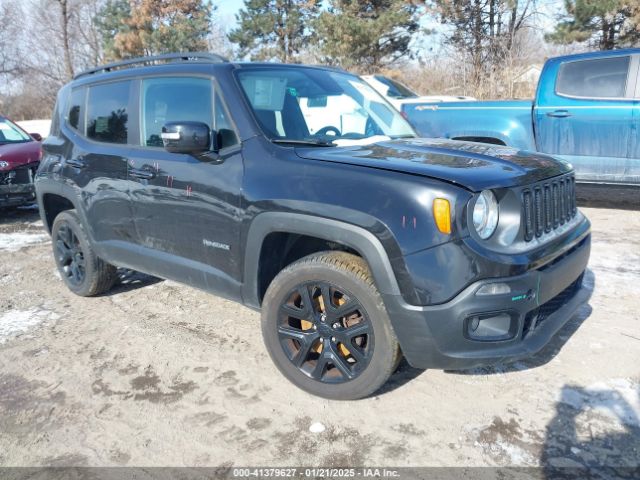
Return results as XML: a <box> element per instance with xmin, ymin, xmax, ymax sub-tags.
<box><xmin>430</xmin><ymin>0</ymin><xmax>541</xmax><ymax>97</ymax></box>
<box><xmin>1</xmin><ymin>0</ymin><xmax>106</xmax><ymax>119</ymax></box>
<box><xmin>0</xmin><ymin>1</ymin><xmax>22</xmax><ymax>77</ymax></box>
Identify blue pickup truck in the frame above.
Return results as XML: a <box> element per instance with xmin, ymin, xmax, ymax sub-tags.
<box><xmin>403</xmin><ymin>49</ymin><xmax>640</xmax><ymax>185</ymax></box>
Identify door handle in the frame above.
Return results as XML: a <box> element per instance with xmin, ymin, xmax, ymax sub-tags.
<box><xmin>129</xmin><ymin>167</ymin><xmax>156</xmax><ymax>180</ymax></box>
<box><xmin>66</xmin><ymin>158</ymin><xmax>86</xmax><ymax>168</ymax></box>
<box><xmin>546</xmin><ymin>110</ymin><xmax>572</xmax><ymax>118</ymax></box>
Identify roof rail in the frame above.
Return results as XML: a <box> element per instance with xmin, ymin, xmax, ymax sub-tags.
<box><xmin>73</xmin><ymin>52</ymin><xmax>229</xmax><ymax>80</ymax></box>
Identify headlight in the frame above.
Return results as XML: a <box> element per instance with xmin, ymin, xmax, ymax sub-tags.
<box><xmin>0</xmin><ymin>161</ymin><xmax>8</xmax><ymax>169</ymax></box>
<box><xmin>472</xmin><ymin>190</ymin><xmax>499</xmax><ymax>239</ymax></box>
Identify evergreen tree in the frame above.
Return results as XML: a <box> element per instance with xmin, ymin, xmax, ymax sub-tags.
<box><xmin>546</xmin><ymin>0</ymin><xmax>640</xmax><ymax>50</ymax></box>
<box><xmin>228</xmin><ymin>0</ymin><xmax>322</xmax><ymax>62</ymax></box>
<box><xmin>95</xmin><ymin>0</ymin><xmax>213</xmax><ymax>60</ymax></box>
<box><xmin>314</xmin><ymin>0</ymin><xmax>420</xmax><ymax>73</ymax></box>
<box><xmin>95</xmin><ymin>0</ymin><xmax>132</xmax><ymax>61</ymax></box>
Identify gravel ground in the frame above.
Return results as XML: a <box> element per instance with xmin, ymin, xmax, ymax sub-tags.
<box><xmin>0</xmin><ymin>200</ymin><xmax>638</xmax><ymax>471</ymax></box>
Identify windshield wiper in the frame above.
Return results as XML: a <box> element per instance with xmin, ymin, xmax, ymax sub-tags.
<box><xmin>271</xmin><ymin>138</ymin><xmax>336</xmax><ymax>147</ymax></box>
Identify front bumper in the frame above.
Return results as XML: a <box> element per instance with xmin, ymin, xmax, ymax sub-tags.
<box><xmin>0</xmin><ymin>166</ymin><xmax>37</xmax><ymax>207</ymax></box>
<box><xmin>0</xmin><ymin>182</ymin><xmax>36</xmax><ymax>207</ymax></box>
<box><xmin>384</xmin><ymin>228</ymin><xmax>591</xmax><ymax>370</ymax></box>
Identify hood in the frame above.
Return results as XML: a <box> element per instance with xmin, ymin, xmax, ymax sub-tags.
<box><xmin>295</xmin><ymin>138</ymin><xmax>571</xmax><ymax>191</ymax></box>
<box><xmin>0</xmin><ymin>141</ymin><xmax>41</xmax><ymax>170</ymax></box>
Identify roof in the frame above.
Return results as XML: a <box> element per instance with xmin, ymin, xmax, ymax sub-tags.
<box><xmin>547</xmin><ymin>48</ymin><xmax>640</xmax><ymax>66</ymax></box>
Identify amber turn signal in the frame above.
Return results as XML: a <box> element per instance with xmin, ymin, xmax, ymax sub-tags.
<box><xmin>433</xmin><ymin>198</ymin><xmax>452</xmax><ymax>234</ymax></box>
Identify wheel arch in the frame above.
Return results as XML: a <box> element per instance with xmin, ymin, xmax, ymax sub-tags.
<box><xmin>242</xmin><ymin>213</ymin><xmax>402</xmax><ymax>309</ymax></box>
<box><xmin>36</xmin><ymin>182</ymin><xmax>80</xmax><ymax>234</ymax></box>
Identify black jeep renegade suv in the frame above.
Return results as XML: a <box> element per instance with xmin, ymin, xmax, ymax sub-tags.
<box><xmin>36</xmin><ymin>53</ymin><xmax>591</xmax><ymax>400</ymax></box>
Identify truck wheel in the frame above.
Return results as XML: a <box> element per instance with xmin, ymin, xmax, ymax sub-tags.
<box><xmin>261</xmin><ymin>251</ymin><xmax>401</xmax><ymax>400</ymax></box>
<box><xmin>51</xmin><ymin>210</ymin><xmax>117</xmax><ymax>297</ymax></box>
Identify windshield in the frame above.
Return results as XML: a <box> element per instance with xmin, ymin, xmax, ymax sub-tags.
<box><xmin>374</xmin><ymin>75</ymin><xmax>418</xmax><ymax>99</ymax></box>
<box><xmin>236</xmin><ymin>67</ymin><xmax>416</xmax><ymax>145</ymax></box>
<box><xmin>0</xmin><ymin>118</ymin><xmax>31</xmax><ymax>144</ymax></box>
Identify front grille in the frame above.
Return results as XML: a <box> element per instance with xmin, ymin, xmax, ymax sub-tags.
<box><xmin>522</xmin><ymin>173</ymin><xmax>576</xmax><ymax>241</ymax></box>
<box><xmin>0</xmin><ymin>166</ymin><xmax>33</xmax><ymax>186</ymax></box>
<box><xmin>522</xmin><ymin>273</ymin><xmax>584</xmax><ymax>338</ymax></box>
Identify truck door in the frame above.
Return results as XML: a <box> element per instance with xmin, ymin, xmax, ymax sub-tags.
<box><xmin>534</xmin><ymin>54</ymin><xmax>635</xmax><ymax>183</ymax></box>
<box><xmin>627</xmin><ymin>57</ymin><xmax>640</xmax><ymax>185</ymax></box>
<box><xmin>127</xmin><ymin>76</ymin><xmax>244</xmax><ymax>300</ymax></box>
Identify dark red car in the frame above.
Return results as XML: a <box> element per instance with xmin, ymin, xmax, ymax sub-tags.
<box><xmin>0</xmin><ymin>115</ymin><xmax>43</xmax><ymax>208</ymax></box>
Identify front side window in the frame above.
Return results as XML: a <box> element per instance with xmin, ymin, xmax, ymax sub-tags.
<box><xmin>556</xmin><ymin>56</ymin><xmax>630</xmax><ymax>99</ymax></box>
<box><xmin>87</xmin><ymin>81</ymin><xmax>131</xmax><ymax>144</ymax></box>
<box><xmin>236</xmin><ymin>67</ymin><xmax>416</xmax><ymax>145</ymax></box>
<box><xmin>0</xmin><ymin>117</ymin><xmax>31</xmax><ymax>144</ymax></box>
<box><xmin>142</xmin><ymin>77</ymin><xmax>213</xmax><ymax>147</ymax></box>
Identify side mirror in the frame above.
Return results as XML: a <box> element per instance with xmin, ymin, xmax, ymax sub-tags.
<box><xmin>161</xmin><ymin>121</ymin><xmax>213</xmax><ymax>155</ymax></box>
<box><xmin>30</xmin><ymin>133</ymin><xmax>43</xmax><ymax>142</ymax></box>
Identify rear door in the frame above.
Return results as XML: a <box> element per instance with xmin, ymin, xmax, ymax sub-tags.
<box><xmin>61</xmin><ymin>80</ymin><xmax>137</xmax><ymax>245</ymax></box>
<box><xmin>534</xmin><ymin>54</ymin><xmax>636</xmax><ymax>183</ymax></box>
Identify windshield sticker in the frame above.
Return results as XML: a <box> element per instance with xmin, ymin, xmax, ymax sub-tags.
<box><xmin>240</xmin><ymin>76</ymin><xmax>288</xmax><ymax>111</ymax></box>
<box><xmin>94</xmin><ymin>117</ymin><xmax>109</xmax><ymax>133</ymax></box>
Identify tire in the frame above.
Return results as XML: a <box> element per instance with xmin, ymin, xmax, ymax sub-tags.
<box><xmin>261</xmin><ymin>251</ymin><xmax>402</xmax><ymax>400</ymax></box>
<box><xmin>51</xmin><ymin>210</ymin><xmax>117</xmax><ymax>297</ymax></box>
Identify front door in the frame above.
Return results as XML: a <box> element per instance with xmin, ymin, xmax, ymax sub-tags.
<box><xmin>534</xmin><ymin>54</ymin><xmax>635</xmax><ymax>183</ymax></box>
<box><xmin>127</xmin><ymin>76</ymin><xmax>244</xmax><ymax>299</ymax></box>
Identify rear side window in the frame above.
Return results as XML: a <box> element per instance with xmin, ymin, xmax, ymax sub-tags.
<box><xmin>142</xmin><ymin>77</ymin><xmax>213</xmax><ymax>147</ymax></box>
<box><xmin>87</xmin><ymin>81</ymin><xmax>131</xmax><ymax>144</ymax></box>
<box><xmin>67</xmin><ymin>88</ymin><xmax>85</xmax><ymax>132</ymax></box>
<box><xmin>556</xmin><ymin>56</ymin><xmax>630</xmax><ymax>99</ymax></box>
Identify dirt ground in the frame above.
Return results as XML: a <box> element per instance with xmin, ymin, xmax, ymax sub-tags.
<box><xmin>0</xmin><ymin>200</ymin><xmax>638</xmax><ymax>471</ymax></box>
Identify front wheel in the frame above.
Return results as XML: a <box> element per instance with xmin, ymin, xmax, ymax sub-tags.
<box><xmin>261</xmin><ymin>252</ymin><xmax>401</xmax><ymax>400</ymax></box>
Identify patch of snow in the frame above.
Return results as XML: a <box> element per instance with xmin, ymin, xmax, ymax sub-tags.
<box><xmin>0</xmin><ymin>309</ymin><xmax>59</xmax><ymax>344</ymax></box>
<box><xmin>309</xmin><ymin>422</ymin><xmax>326</xmax><ymax>433</ymax></box>
<box><xmin>558</xmin><ymin>379</ymin><xmax>640</xmax><ymax>427</ymax></box>
<box><xmin>494</xmin><ymin>440</ymin><xmax>535</xmax><ymax>465</ymax></box>
<box><xmin>0</xmin><ymin>232</ymin><xmax>49</xmax><ymax>251</ymax></box>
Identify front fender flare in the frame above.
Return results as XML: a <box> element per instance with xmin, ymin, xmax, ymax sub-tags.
<box><xmin>242</xmin><ymin>212</ymin><xmax>402</xmax><ymax>309</ymax></box>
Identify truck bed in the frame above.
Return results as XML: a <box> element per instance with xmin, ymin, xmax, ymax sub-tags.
<box><xmin>402</xmin><ymin>100</ymin><xmax>536</xmax><ymax>152</ymax></box>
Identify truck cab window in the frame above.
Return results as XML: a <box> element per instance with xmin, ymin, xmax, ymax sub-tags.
<box><xmin>556</xmin><ymin>56</ymin><xmax>630</xmax><ymax>99</ymax></box>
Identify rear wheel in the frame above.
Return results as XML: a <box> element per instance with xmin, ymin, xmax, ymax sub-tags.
<box><xmin>51</xmin><ymin>210</ymin><xmax>117</xmax><ymax>296</ymax></box>
<box><xmin>261</xmin><ymin>252</ymin><xmax>401</xmax><ymax>400</ymax></box>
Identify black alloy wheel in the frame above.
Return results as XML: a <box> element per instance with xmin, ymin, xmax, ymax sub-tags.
<box><xmin>55</xmin><ymin>223</ymin><xmax>86</xmax><ymax>286</ymax></box>
<box><xmin>277</xmin><ymin>281</ymin><xmax>374</xmax><ymax>383</ymax></box>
